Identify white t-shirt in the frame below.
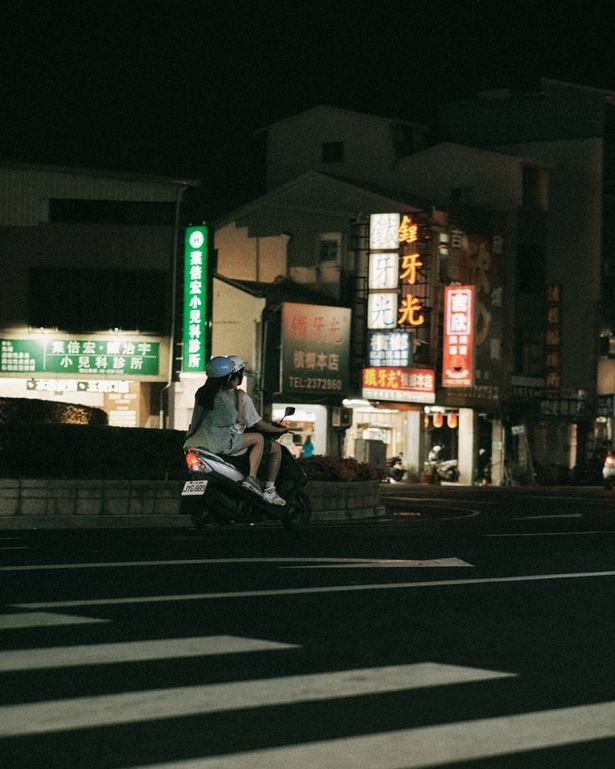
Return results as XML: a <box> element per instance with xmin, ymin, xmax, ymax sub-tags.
<box><xmin>229</xmin><ymin>389</ymin><xmax>261</xmax><ymax>455</ymax></box>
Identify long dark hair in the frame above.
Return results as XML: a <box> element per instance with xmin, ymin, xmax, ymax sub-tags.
<box><xmin>195</xmin><ymin>375</ymin><xmax>230</xmax><ymax>411</ymax></box>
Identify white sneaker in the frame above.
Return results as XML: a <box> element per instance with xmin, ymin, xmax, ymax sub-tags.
<box><xmin>263</xmin><ymin>486</ymin><xmax>286</xmax><ymax>506</ymax></box>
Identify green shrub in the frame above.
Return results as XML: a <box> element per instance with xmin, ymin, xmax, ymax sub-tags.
<box><xmin>0</xmin><ymin>423</ymin><xmax>186</xmax><ymax>480</ymax></box>
<box><xmin>299</xmin><ymin>455</ymin><xmax>384</xmax><ymax>482</ymax></box>
<box><xmin>0</xmin><ymin>397</ymin><xmax>107</xmax><ymax>425</ymax></box>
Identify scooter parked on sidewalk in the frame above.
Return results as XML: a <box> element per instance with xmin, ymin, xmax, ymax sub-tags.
<box><xmin>382</xmin><ymin>455</ymin><xmax>406</xmax><ymax>483</ymax></box>
<box><xmin>180</xmin><ymin>407</ymin><xmax>311</xmax><ymax>532</ymax></box>
<box><xmin>424</xmin><ymin>444</ymin><xmax>459</xmax><ymax>483</ymax></box>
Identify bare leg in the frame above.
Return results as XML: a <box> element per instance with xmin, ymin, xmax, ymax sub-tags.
<box><xmin>267</xmin><ymin>441</ymin><xmax>282</xmax><ymax>483</ymax></box>
<box><xmin>239</xmin><ymin>433</ymin><xmax>264</xmax><ymax>478</ymax></box>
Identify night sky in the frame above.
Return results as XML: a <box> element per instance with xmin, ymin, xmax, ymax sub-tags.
<box><xmin>2</xmin><ymin>1</ymin><xmax>615</xmax><ymax>220</ymax></box>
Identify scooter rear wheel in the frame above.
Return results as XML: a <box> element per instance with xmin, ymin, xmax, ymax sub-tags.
<box><xmin>282</xmin><ymin>491</ymin><xmax>312</xmax><ymax>531</ymax></box>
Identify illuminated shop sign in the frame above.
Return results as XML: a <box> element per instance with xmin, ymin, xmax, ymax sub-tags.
<box><xmin>442</xmin><ymin>285</ymin><xmax>475</xmax><ymax>387</ymax></box>
<box><xmin>182</xmin><ymin>226</ymin><xmax>209</xmax><ymax>373</ymax></box>
<box><xmin>366</xmin><ymin>330</ymin><xmax>413</xmax><ymax>368</ymax></box>
<box><xmin>1</xmin><ymin>338</ymin><xmax>159</xmax><ymax>376</ymax></box>
<box><xmin>281</xmin><ymin>302</ymin><xmax>351</xmax><ymax>395</ymax></box>
<box><xmin>26</xmin><ymin>379</ymin><xmax>131</xmax><ymax>393</ymax></box>
<box><xmin>361</xmin><ymin>366</ymin><xmax>435</xmax><ymax>403</ymax></box>
<box><xmin>367</xmin><ymin>213</ymin><xmax>431</xmax><ymax>346</ymax></box>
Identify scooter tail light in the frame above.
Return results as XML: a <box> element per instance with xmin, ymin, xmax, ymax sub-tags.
<box><xmin>185</xmin><ymin>451</ymin><xmax>210</xmax><ymax>473</ymax></box>
<box><xmin>606</xmin><ymin>455</ymin><xmax>615</xmax><ymax>466</ymax></box>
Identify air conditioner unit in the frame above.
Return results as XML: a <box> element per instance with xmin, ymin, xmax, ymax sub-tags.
<box><xmin>331</xmin><ymin>407</ymin><xmax>353</xmax><ymax>428</ymax></box>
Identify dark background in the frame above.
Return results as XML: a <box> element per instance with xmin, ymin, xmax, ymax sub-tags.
<box><xmin>2</xmin><ymin>1</ymin><xmax>615</xmax><ymax>221</ymax></box>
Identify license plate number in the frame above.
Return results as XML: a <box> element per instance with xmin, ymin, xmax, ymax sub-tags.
<box><xmin>182</xmin><ymin>480</ymin><xmax>208</xmax><ymax>496</ymax></box>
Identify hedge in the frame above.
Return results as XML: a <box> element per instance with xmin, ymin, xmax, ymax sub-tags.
<box><xmin>0</xmin><ymin>423</ymin><xmax>187</xmax><ymax>480</ymax></box>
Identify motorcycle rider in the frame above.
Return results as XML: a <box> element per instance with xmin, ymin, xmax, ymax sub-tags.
<box><xmin>183</xmin><ymin>356</ymin><xmax>265</xmax><ymax>498</ymax></box>
<box><xmin>226</xmin><ymin>355</ymin><xmax>287</xmax><ymax>506</ymax></box>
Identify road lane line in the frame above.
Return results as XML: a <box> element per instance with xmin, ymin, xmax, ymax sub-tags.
<box><xmin>0</xmin><ymin>557</ymin><xmax>460</xmax><ymax>572</ymax></box>
<box><xmin>12</xmin><ymin>569</ymin><xmax>615</xmax><ymax>609</ymax></box>
<box><xmin>0</xmin><ymin>662</ymin><xmax>514</xmax><ymax>736</ymax></box>
<box><xmin>282</xmin><ymin>557</ymin><xmax>473</xmax><ymax>568</ymax></box>
<box><xmin>118</xmin><ymin>700</ymin><xmax>615</xmax><ymax>769</ymax></box>
<box><xmin>484</xmin><ymin>531</ymin><xmax>614</xmax><ymax>537</ymax></box>
<box><xmin>0</xmin><ymin>635</ymin><xmax>299</xmax><ymax>672</ymax></box>
<box><xmin>0</xmin><ymin>612</ymin><xmax>109</xmax><ymax>630</ymax></box>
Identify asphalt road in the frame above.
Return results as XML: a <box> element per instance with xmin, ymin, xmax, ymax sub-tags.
<box><xmin>2</xmin><ymin>487</ymin><xmax>615</xmax><ymax>768</ymax></box>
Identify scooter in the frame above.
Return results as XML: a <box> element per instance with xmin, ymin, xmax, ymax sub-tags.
<box><xmin>180</xmin><ymin>407</ymin><xmax>311</xmax><ymax>531</ymax></box>
<box><xmin>383</xmin><ymin>455</ymin><xmax>406</xmax><ymax>483</ymax></box>
<box><xmin>424</xmin><ymin>444</ymin><xmax>459</xmax><ymax>483</ymax></box>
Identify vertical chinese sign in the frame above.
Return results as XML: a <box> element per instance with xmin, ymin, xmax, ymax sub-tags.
<box><xmin>182</xmin><ymin>226</ymin><xmax>209</xmax><ymax>373</ymax></box>
<box><xmin>364</xmin><ymin>212</ymin><xmax>434</xmax><ymax>403</ymax></box>
<box><xmin>544</xmin><ymin>283</ymin><xmax>561</xmax><ymax>398</ymax></box>
<box><xmin>442</xmin><ymin>285</ymin><xmax>475</xmax><ymax>387</ymax></box>
<box><xmin>281</xmin><ymin>303</ymin><xmax>351</xmax><ymax>396</ymax></box>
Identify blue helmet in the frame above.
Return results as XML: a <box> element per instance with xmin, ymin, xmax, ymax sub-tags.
<box><xmin>205</xmin><ymin>356</ymin><xmax>234</xmax><ymax>379</ymax></box>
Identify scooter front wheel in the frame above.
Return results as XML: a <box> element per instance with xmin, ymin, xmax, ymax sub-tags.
<box><xmin>282</xmin><ymin>491</ymin><xmax>312</xmax><ymax>531</ymax></box>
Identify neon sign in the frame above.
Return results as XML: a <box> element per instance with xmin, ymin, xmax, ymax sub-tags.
<box><xmin>182</xmin><ymin>226</ymin><xmax>208</xmax><ymax>373</ymax></box>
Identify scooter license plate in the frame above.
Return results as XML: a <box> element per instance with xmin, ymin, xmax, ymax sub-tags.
<box><xmin>181</xmin><ymin>480</ymin><xmax>208</xmax><ymax>496</ymax></box>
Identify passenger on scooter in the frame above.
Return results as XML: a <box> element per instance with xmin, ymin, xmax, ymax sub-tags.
<box><xmin>183</xmin><ymin>356</ymin><xmax>266</xmax><ymax>500</ymax></box>
<box><xmin>227</xmin><ymin>355</ymin><xmax>287</xmax><ymax>506</ymax></box>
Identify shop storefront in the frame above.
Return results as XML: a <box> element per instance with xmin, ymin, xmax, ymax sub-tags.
<box><xmin>0</xmin><ymin>333</ymin><xmax>168</xmax><ymax>428</ymax></box>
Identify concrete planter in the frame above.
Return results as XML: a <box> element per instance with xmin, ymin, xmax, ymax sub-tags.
<box><xmin>0</xmin><ymin>477</ymin><xmax>384</xmax><ymax>528</ymax></box>
<box><xmin>0</xmin><ymin>478</ymin><xmax>187</xmax><ymax>528</ymax></box>
<box><xmin>306</xmin><ymin>479</ymin><xmax>383</xmax><ymax>520</ymax></box>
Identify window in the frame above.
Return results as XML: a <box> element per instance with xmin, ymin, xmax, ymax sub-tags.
<box><xmin>29</xmin><ymin>268</ymin><xmax>166</xmax><ymax>333</ymax></box>
<box><xmin>517</xmin><ymin>243</ymin><xmax>545</xmax><ymax>293</ymax></box>
<box><xmin>48</xmin><ymin>200</ymin><xmax>176</xmax><ymax>225</ymax></box>
<box><xmin>319</xmin><ymin>233</ymin><xmax>341</xmax><ymax>262</ymax></box>
<box><xmin>514</xmin><ymin>327</ymin><xmax>543</xmax><ymax>377</ymax></box>
<box><xmin>522</xmin><ymin>167</ymin><xmax>542</xmax><ymax>209</ymax></box>
<box><xmin>321</xmin><ymin>142</ymin><xmax>344</xmax><ymax>163</ymax></box>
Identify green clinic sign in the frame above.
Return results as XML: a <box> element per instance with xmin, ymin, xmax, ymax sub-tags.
<box><xmin>0</xmin><ymin>338</ymin><xmax>159</xmax><ymax>376</ymax></box>
<box><xmin>182</xmin><ymin>226</ymin><xmax>209</xmax><ymax>373</ymax></box>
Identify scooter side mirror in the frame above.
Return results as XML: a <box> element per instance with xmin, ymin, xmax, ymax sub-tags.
<box><xmin>284</xmin><ymin>406</ymin><xmax>296</xmax><ymax>417</ymax></box>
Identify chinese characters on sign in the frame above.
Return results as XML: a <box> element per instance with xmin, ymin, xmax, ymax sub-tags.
<box><xmin>365</xmin><ymin>212</ymin><xmax>432</xmax><ymax>400</ymax></box>
<box><xmin>361</xmin><ymin>367</ymin><xmax>435</xmax><ymax>404</ymax></box>
<box><xmin>544</xmin><ymin>283</ymin><xmax>562</xmax><ymax>397</ymax></box>
<box><xmin>367</xmin><ymin>330</ymin><xmax>413</xmax><ymax>368</ymax></box>
<box><xmin>442</xmin><ymin>285</ymin><xmax>475</xmax><ymax>387</ymax></box>
<box><xmin>1</xmin><ymin>338</ymin><xmax>159</xmax><ymax>376</ymax></box>
<box><xmin>182</xmin><ymin>226</ymin><xmax>209</xmax><ymax>373</ymax></box>
<box><xmin>281</xmin><ymin>303</ymin><xmax>351</xmax><ymax>395</ymax></box>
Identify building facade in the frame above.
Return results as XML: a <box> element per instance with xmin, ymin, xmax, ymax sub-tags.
<box><xmin>0</xmin><ymin>161</ymin><xmax>198</xmax><ymax>428</ymax></box>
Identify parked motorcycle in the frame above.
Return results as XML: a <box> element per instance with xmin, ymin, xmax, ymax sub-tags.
<box><xmin>383</xmin><ymin>455</ymin><xmax>406</xmax><ymax>483</ymax></box>
<box><xmin>424</xmin><ymin>444</ymin><xmax>459</xmax><ymax>483</ymax></box>
<box><xmin>180</xmin><ymin>407</ymin><xmax>311</xmax><ymax>531</ymax></box>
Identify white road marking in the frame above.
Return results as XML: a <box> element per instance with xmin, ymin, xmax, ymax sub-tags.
<box><xmin>0</xmin><ymin>662</ymin><xmax>514</xmax><ymax>736</ymax></box>
<box><xmin>0</xmin><ymin>635</ymin><xmax>298</xmax><ymax>672</ymax></box>
<box><xmin>118</xmin><ymin>700</ymin><xmax>615</xmax><ymax>769</ymax></box>
<box><xmin>484</xmin><ymin>531</ymin><xmax>614</xmax><ymax>537</ymax></box>
<box><xmin>0</xmin><ymin>556</ymin><xmax>468</xmax><ymax>572</ymax></box>
<box><xmin>0</xmin><ymin>612</ymin><xmax>109</xmax><ymax>630</ymax></box>
<box><xmin>283</xmin><ymin>557</ymin><xmax>473</xmax><ymax>568</ymax></box>
<box><xmin>511</xmin><ymin>514</ymin><xmax>582</xmax><ymax>520</ymax></box>
<box><xmin>12</xmin><ymin>569</ymin><xmax>615</xmax><ymax>609</ymax></box>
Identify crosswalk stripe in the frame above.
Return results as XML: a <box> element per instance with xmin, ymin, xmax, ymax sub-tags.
<box><xmin>0</xmin><ymin>662</ymin><xmax>514</xmax><ymax>736</ymax></box>
<box><xmin>0</xmin><ymin>635</ymin><xmax>298</xmax><ymax>672</ymax></box>
<box><xmin>0</xmin><ymin>612</ymin><xmax>109</xmax><ymax>630</ymax></box>
<box><xmin>13</xmin><ymin>569</ymin><xmax>615</xmax><ymax>609</ymax></box>
<box><xmin>117</xmin><ymin>700</ymin><xmax>615</xmax><ymax>769</ymax></box>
